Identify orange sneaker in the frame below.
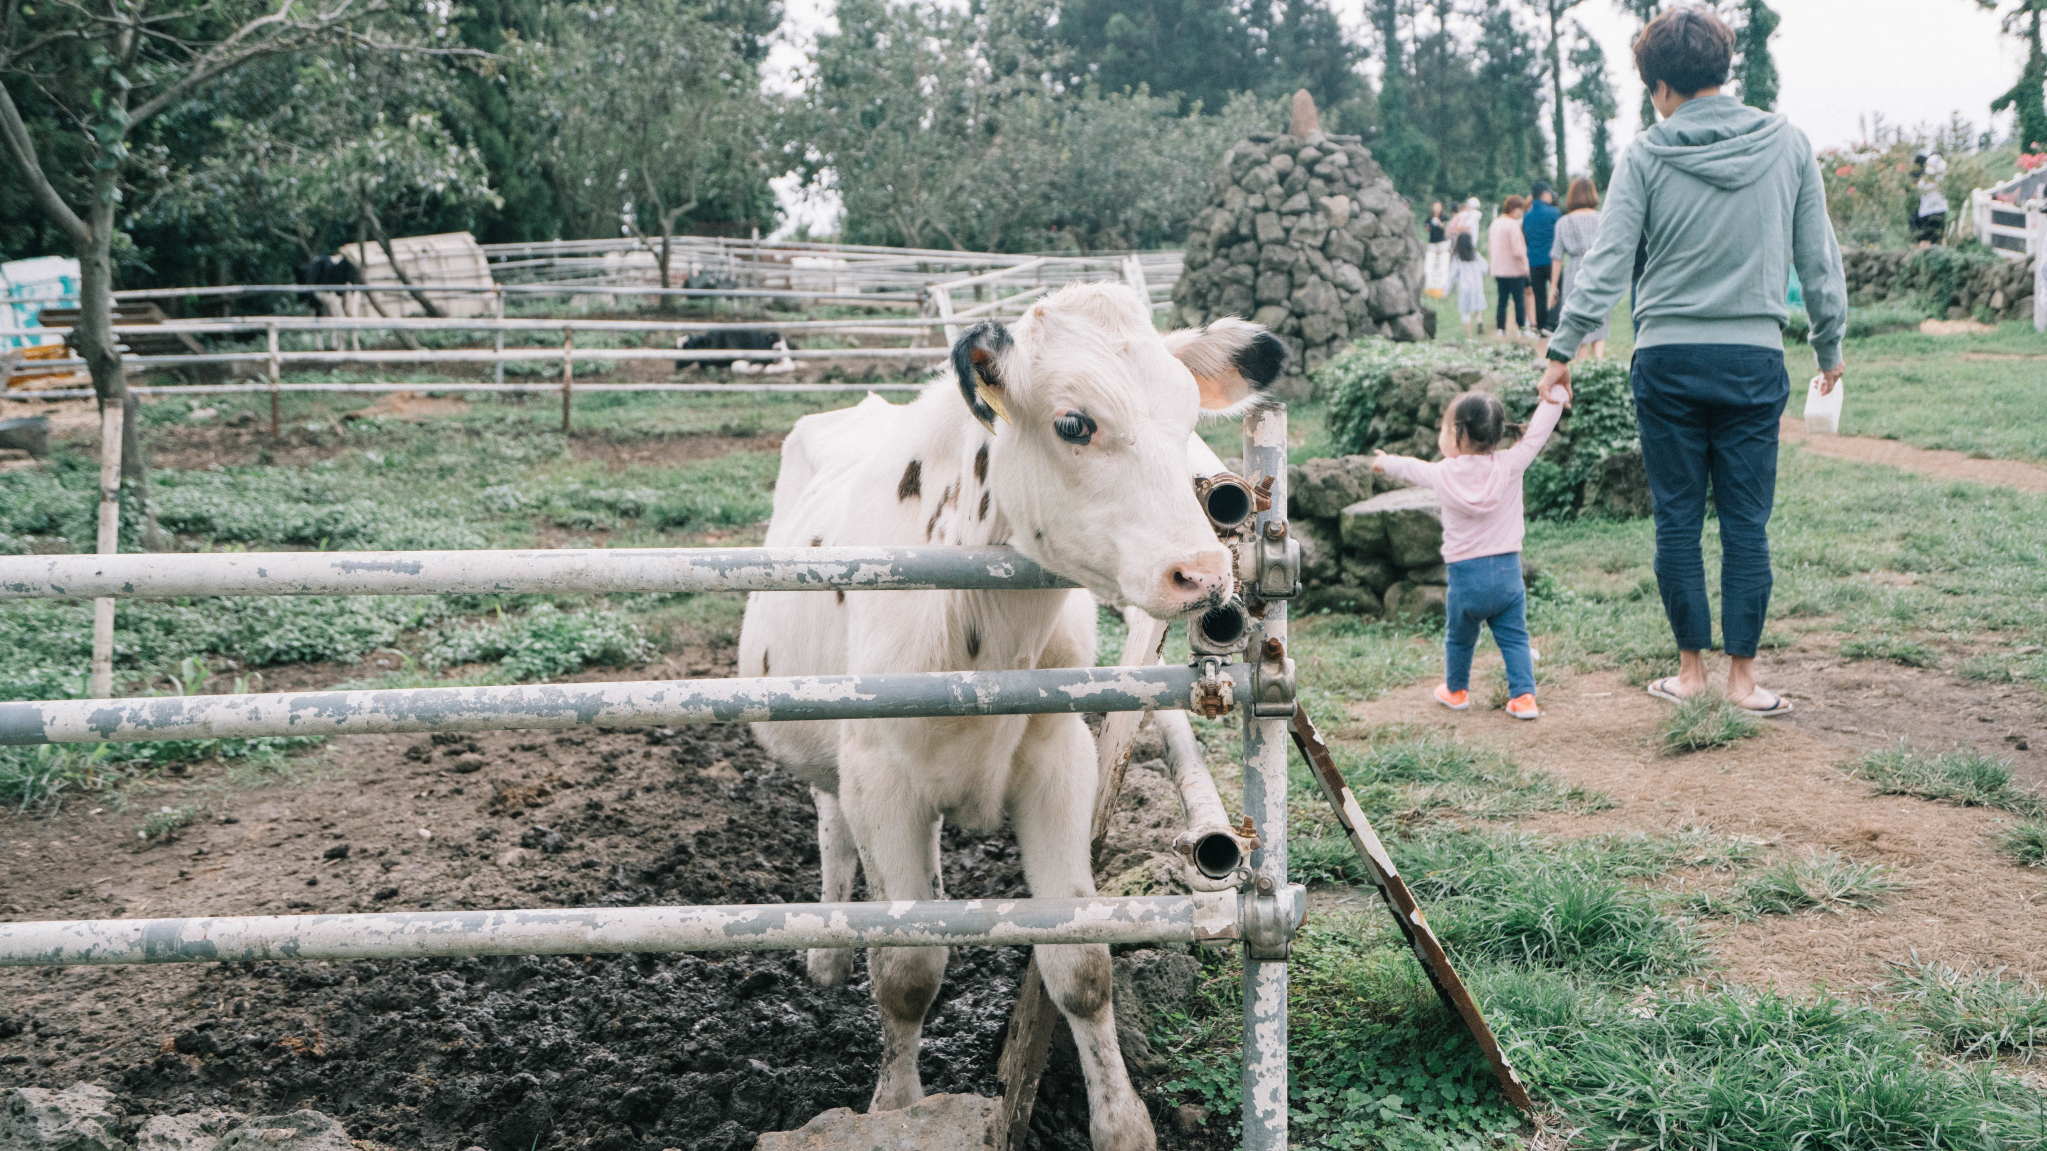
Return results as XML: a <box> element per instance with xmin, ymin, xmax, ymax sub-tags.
<box><xmin>1506</xmin><ymin>694</ymin><xmax>1541</xmax><ymax>721</ymax></box>
<box><xmin>1435</xmin><ymin>684</ymin><xmax>1470</xmax><ymax>711</ymax></box>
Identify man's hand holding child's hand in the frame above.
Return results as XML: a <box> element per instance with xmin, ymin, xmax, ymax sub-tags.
<box><xmin>1537</xmin><ymin>358</ymin><xmax>1572</xmax><ymax>407</ymax></box>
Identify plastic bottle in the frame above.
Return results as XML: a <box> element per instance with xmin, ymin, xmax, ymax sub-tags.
<box><xmin>1803</xmin><ymin>373</ymin><xmax>1844</xmax><ymax>435</ymax></box>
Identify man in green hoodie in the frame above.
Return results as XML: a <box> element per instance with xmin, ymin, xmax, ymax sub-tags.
<box><xmin>1539</xmin><ymin>4</ymin><xmax>1846</xmax><ymax>718</ymax></box>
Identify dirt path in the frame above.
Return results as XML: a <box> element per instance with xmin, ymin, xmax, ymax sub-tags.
<box><xmin>1781</xmin><ymin>417</ymin><xmax>2047</xmax><ymax>492</ymax></box>
<box><xmin>1348</xmin><ymin>664</ymin><xmax>2047</xmax><ymax>993</ymax></box>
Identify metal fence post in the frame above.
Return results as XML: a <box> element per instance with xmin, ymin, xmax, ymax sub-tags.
<box><xmin>561</xmin><ymin>326</ymin><xmax>573</xmax><ymax>433</ymax></box>
<box><xmin>1240</xmin><ymin>403</ymin><xmax>1292</xmax><ymax>1151</ymax></box>
<box><xmin>266</xmin><ymin>322</ymin><xmax>281</xmax><ymax>438</ymax></box>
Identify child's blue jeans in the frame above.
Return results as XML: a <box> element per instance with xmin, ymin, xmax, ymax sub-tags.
<box><xmin>1444</xmin><ymin>552</ymin><xmax>1535</xmax><ymax>699</ymax></box>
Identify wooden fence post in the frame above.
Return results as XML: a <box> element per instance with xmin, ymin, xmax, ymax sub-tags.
<box><xmin>561</xmin><ymin>327</ymin><xmax>574</xmax><ymax>433</ymax></box>
<box><xmin>88</xmin><ymin>401</ymin><xmax>125</xmax><ymax>699</ymax></box>
<box><xmin>493</xmin><ymin>288</ymin><xmax>506</xmax><ymax>386</ymax></box>
<box><xmin>267</xmin><ymin>322</ymin><xmax>281</xmax><ymax>438</ymax></box>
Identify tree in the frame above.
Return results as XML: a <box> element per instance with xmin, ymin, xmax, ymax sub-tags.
<box><xmin>1475</xmin><ymin>2</ymin><xmax>1549</xmax><ymax>196</ymax></box>
<box><xmin>1986</xmin><ymin>0</ymin><xmax>2047</xmax><ymax>152</ymax></box>
<box><xmin>1567</xmin><ymin>24</ymin><xmax>1618</xmax><ymax>188</ymax></box>
<box><xmin>1369</xmin><ymin>0</ymin><xmax>1439</xmax><ymax>196</ymax></box>
<box><xmin>521</xmin><ymin>0</ymin><xmax>773</xmax><ymax>293</ymax></box>
<box><xmin>1617</xmin><ymin>0</ymin><xmax>1662</xmax><ymax>128</ymax></box>
<box><xmin>0</xmin><ymin>0</ymin><xmax>443</xmax><ymax>524</ymax></box>
<box><xmin>1734</xmin><ymin>0</ymin><xmax>1779</xmax><ymax>111</ymax></box>
<box><xmin>1539</xmin><ymin>0</ymin><xmax>1587</xmax><ymax>188</ymax></box>
<box><xmin>141</xmin><ymin>50</ymin><xmax>499</xmax><ymax>308</ymax></box>
<box><xmin>1053</xmin><ymin>0</ymin><xmax>1363</xmax><ymax>116</ymax></box>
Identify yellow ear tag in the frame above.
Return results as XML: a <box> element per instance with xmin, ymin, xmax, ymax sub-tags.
<box><xmin>976</xmin><ymin>382</ymin><xmax>1012</xmax><ymax>426</ymax></box>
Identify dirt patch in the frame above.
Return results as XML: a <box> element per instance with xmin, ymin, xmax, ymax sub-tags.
<box><xmin>1919</xmin><ymin>318</ymin><xmax>1999</xmax><ymax>336</ymax></box>
<box><xmin>567</xmin><ymin>435</ymin><xmax>783</xmax><ymax>472</ymax></box>
<box><xmin>1345</xmin><ymin>661</ymin><xmax>2047</xmax><ymax>992</ymax></box>
<box><xmin>337</xmin><ymin>392</ymin><xmax>473</xmax><ymax>422</ymax></box>
<box><xmin>1781</xmin><ymin>418</ymin><xmax>2047</xmax><ymax>492</ymax></box>
<box><xmin>0</xmin><ymin>659</ymin><xmax>1206</xmax><ymax>1151</ymax></box>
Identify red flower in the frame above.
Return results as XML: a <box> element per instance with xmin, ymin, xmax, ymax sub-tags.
<box><xmin>1846</xmin><ymin>187</ymin><xmax>1857</xmax><ymax>195</ymax></box>
<box><xmin>1835</xmin><ymin>165</ymin><xmax>1855</xmax><ymax>177</ymax></box>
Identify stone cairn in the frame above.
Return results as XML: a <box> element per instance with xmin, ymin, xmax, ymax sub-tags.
<box><xmin>1171</xmin><ymin>91</ymin><xmax>1431</xmax><ymax>390</ymax></box>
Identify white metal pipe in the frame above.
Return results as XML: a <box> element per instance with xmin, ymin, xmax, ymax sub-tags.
<box><xmin>0</xmin><ymin>892</ymin><xmax>1243</xmax><ymax>968</ymax></box>
<box><xmin>0</xmin><ymin>664</ymin><xmax>1240</xmax><ymax>747</ymax></box>
<box><xmin>0</xmin><ymin>546</ymin><xmax>1077</xmax><ymax>600</ymax></box>
<box><xmin>1154</xmin><ymin>709</ymin><xmax>1246</xmax><ymax>886</ymax></box>
<box><xmin>1240</xmin><ymin>405</ymin><xmax>1291</xmax><ymax>1151</ymax></box>
<box><xmin>4</xmin><ymin>317</ymin><xmax>954</xmax><ymax>337</ymax></box>
<box><xmin>5</xmin><ymin>383</ymin><xmax>930</xmax><ymax>401</ymax></box>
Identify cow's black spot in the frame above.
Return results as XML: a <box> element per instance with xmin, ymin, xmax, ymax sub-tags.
<box><xmin>898</xmin><ymin>459</ymin><xmax>922</xmax><ymax>501</ymax></box>
<box><xmin>966</xmin><ymin>627</ymin><xmax>981</xmax><ymax>659</ymax></box>
<box><xmin>977</xmin><ymin>490</ymin><xmax>990</xmax><ymax>521</ymax></box>
<box><xmin>1234</xmin><ymin>330</ymin><xmax>1289</xmax><ymax>389</ymax></box>
<box><xmin>973</xmin><ymin>443</ymin><xmax>989</xmax><ymax>484</ymax></box>
<box><xmin>761</xmin><ymin>650</ymin><xmax>769</xmax><ymax>676</ymax></box>
<box><xmin>810</xmin><ymin>535</ymin><xmax>823</xmax><ymax>548</ymax></box>
<box><xmin>835</xmin><ymin>588</ymin><xmax>845</xmax><ymax>605</ymax></box>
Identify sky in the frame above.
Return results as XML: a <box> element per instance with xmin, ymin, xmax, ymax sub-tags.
<box><xmin>767</xmin><ymin>0</ymin><xmax>2023</xmax><ymax>236</ymax></box>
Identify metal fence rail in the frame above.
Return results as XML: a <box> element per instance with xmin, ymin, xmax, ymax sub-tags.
<box><xmin>0</xmin><ymin>665</ymin><xmax>1228</xmax><ymax>746</ymax></box>
<box><xmin>0</xmin><ymin>546</ymin><xmax>1076</xmax><ymax>600</ymax></box>
<box><xmin>0</xmin><ymin>892</ymin><xmax>1246</xmax><ymax>968</ymax></box>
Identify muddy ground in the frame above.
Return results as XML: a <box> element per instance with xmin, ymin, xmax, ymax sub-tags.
<box><xmin>0</xmin><ymin>654</ymin><xmax>1215</xmax><ymax>1151</ymax></box>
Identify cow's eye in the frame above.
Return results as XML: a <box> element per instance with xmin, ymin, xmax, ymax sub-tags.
<box><xmin>1052</xmin><ymin>410</ymin><xmax>1096</xmax><ymax>446</ymax></box>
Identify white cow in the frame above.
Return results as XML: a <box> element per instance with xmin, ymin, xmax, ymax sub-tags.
<box><xmin>737</xmin><ymin>283</ymin><xmax>1284</xmax><ymax>1150</ymax></box>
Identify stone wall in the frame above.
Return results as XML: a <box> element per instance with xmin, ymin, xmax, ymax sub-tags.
<box><xmin>1841</xmin><ymin>247</ymin><xmax>2034</xmax><ymax>322</ymax></box>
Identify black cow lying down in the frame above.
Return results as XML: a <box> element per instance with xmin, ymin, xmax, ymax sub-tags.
<box><xmin>676</xmin><ymin>329</ymin><xmax>792</xmax><ymax>372</ymax></box>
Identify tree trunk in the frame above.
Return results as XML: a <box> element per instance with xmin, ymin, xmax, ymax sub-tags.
<box><xmin>77</xmin><ymin>187</ymin><xmax>162</xmax><ymax>549</ymax></box>
<box><xmin>659</xmin><ymin>216</ymin><xmax>675</xmax><ymax>314</ymax></box>
<box><xmin>365</xmin><ymin>206</ymin><xmax>448</xmax><ymax>319</ymax></box>
<box><xmin>1548</xmin><ymin>5</ymin><xmax>1568</xmax><ymax>188</ymax></box>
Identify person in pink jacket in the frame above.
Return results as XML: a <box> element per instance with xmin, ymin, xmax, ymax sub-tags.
<box><xmin>1373</xmin><ymin>380</ymin><xmax>1570</xmax><ymax>719</ymax></box>
<box><xmin>1488</xmin><ymin>195</ymin><xmax>1532</xmax><ymax>339</ymax></box>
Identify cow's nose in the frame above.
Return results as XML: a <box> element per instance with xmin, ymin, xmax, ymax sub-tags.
<box><xmin>1160</xmin><ymin>550</ymin><xmax>1231</xmax><ymax>611</ymax></box>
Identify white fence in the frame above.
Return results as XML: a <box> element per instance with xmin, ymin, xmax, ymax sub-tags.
<box><xmin>0</xmin><ymin>408</ymin><xmax>1298</xmax><ymax>1150</ymax></box>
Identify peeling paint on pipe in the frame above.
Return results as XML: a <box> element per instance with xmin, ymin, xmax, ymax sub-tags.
<box><xmin>0</xmin><ymin>547</ymin><xmax>1078</xmax><ymax>601</ymax></box>
<box><xmin>0</xmin><ymin>893</ymin><xmax>1243</xmax><ymax>968</ymax></box>
<box><xmin>0</xmin><ymin>665</ymin><xmax>1243</xmax><ymax>747</ymax></box>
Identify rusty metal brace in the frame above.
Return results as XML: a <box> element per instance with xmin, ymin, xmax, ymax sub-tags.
<box><xmin>1287</xmin><ymin>702</ymin><xmax>1537</xmax><ymax>1118</ymax></box>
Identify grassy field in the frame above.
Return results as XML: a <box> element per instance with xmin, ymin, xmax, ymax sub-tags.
<box><xmin>5</xmin><ymin>298</ymin><xmax>2047</xmax><ymax>1147</ymax></box>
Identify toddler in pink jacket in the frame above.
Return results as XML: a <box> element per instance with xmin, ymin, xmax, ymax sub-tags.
<box><xmin>1373</xmin><ymin>385</ymin><xmax>1568</xmax><ymax>719</ymax></box>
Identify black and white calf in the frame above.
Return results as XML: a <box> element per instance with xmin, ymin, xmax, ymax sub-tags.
<box><xmin>736</xmin><ymin>283</ymin><xmax>1284</xmax><ymax>1150</ymax></box>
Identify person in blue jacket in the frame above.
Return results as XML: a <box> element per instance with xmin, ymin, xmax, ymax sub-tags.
<box><xmin>1522</xmin><ymin>181</ymin><xmax>1562</xmax><ymax>334</ymax></box>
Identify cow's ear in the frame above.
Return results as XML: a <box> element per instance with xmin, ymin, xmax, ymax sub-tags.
<box><xmin>952</xmin><ymin>321</ymin><xmax>1015</xmax><ymax>432</ymax></box>
<box><xmin>1162</xmin><ymin>318</ymin><xmax>1287</xmax><ymax>417</ymax></box>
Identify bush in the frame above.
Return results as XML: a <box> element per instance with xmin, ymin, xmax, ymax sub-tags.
<box><xmin>1315</xmin><ymin>339</ymin><xmax>1645</xmax><ymax>520</ymax></box>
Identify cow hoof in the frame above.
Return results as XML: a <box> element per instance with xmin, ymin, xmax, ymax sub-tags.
<box><xmin>868</xmin><ymin>1077</ymin><xmax>925</xmax><ymax>1114</ymax></box>
<box><xmin>807</xmin><ymin>948</ymin><xmax>852</xmax><ymax>988</ymax></box>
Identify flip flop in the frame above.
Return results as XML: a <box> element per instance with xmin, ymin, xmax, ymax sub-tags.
<box><xmin>1738</xmin><ymin>692</ymin><xmax>1795</xmax><ymax>718</ymax></box>
<box><xmin>1646</xmin><ymin>677</ymin><xmax>1687</xmax><ymax>704</ymax></box>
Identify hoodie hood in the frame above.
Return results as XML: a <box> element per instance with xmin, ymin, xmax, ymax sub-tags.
<box><xmin>1639</xmin><ymin>95</ymin><xmax>1790</xmax><ymax>190</ymax></box>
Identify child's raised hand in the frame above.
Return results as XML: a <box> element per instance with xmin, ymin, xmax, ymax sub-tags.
<box><xmin>1371</xmin><ymin>449</ymin><xmax>1389</xmax><ymax>473</ymax></box>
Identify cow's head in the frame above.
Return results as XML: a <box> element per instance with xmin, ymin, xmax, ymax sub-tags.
<box><xmin>953</xmin><ymin>283</ymin><xmax>1286</xmax><ymax>620</ymax></box>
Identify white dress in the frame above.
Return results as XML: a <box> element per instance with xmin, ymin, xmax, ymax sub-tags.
<box><xmin>1555</xmin><ymin>211</ymin><xmax>1610</xmax><ymax>343</ymax></box>
<box><xmin>1448</xmin><ymin>256</ymin><xmax>1489</xmax><ymax>314</ymax></box>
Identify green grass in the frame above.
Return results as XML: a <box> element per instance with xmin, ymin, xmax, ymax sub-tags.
<box><xmin>1847</xmin><ymin>743</ymin><xmax>2045</xmax><ymax>816</ymax></box>
<box><xmin>1732</xmin><ymin>848</ymin><xmax>1905</xmax><ymax>916</ymax></box>
<box><xmin>1880</xmin><ymin>955</ymin><xmax>2047</xmax><ymax>1060</ymax></box>
<box><xmin>1481</xmin><ymin>971</ymin><xmax>2047</xmax><ymax>1150</ymax></box>
<box><xmin>1659</xmin><ymin>693</ymin><xmax>1763</xmax><ymax>754</ymax></box>
<box><xmin>1996</xmin><ymin>822</ymin><xmax>2047</xmax><ymax>868</ymax></box>
<box><xmin>1838</xmin><ymin>634</ymin><xmax>1943</xmax><ymax>668</ymax></box>
<box><xmin>1823</xmin><ymin>318</ymin><xmax>2047</xmax><ymax>462</ymax></box>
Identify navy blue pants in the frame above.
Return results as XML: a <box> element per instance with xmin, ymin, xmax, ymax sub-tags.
<box><xmin>1444</xmin><ymin>552</ymin><xmax>1535</xmax><ymax>699</ymax></box>
<box><xmin>1630</xmin><ymin>345</ymin><xmax>1789</xmax><ymax>659</ymax></box>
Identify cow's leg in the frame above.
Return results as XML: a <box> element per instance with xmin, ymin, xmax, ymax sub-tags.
<box><xmin>806</xmin><ymin>787</ymin><xmax>860</xmax><ymax>988</ymax></box>
<box><xmin>1009</xmin><ymin>714</ymin><xmax>1156</xmax><ymax>1151</ymax></box>
<box><xmin>842</xmin><ymin>758</ymin><xmax>946</xmax><ymax>1113</ymax></box>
